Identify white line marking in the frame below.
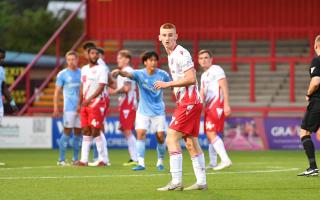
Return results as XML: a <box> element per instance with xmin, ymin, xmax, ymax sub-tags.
<box><xmin>0</xmin><ymin>166</ymin><xmax>58</xmax><ymax>170</ymax></box>
<box><xmin>0</xmin><ymin>168</ymin><xmax>299</xmax><ymax>180</ymax></box>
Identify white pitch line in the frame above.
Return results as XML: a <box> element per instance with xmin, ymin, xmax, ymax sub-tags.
<box><xmin>0</xmin><ymin>168</ymin><xmax>299</xmax><ymax>180</ymax></box>
<box><xmin>0</xmin><ymin>166</ymin><xmax>58</xmax><ymax>171</ymax></box>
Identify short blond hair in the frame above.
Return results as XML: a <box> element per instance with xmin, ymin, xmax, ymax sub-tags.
<box><xmin>160</xmin><ymin>22</ymin><xmax>176</xmax><ymax>30</ymax></box>
<box><xmin>65</xmin><ymin>50</ymin><xmax>78</xmax><ymax>58</ymax></box>
<box><xmin>198</xmin><ymin>49</ymin><xmax>213</xmax><ymax>58</ymax></box>
<box><xmin>118</xmin><ymin>49</ymin><xmax>132</xmax><ymax>60</ymax></box>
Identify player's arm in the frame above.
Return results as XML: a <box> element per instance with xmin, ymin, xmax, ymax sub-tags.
<box><xmin>82</xmin><ymin>83</ymin><xmax>106</xmax><ymax>106</ymax></box>
<box><xmin>107</xmin><ymin>72</ymin><xmax>117</xmax><ymax>89</ymax></box>
<box><xmin>218</xmin><ymin>78</ymin><xmax>231</xmax><ymax>117</ymax></box>
<box><xmin>154</xmin><ymin>68</ymin><xmax>196</xmax><ymax>89</ymax></box>
<box><xmin>1</xmin><ymin>82</ymin><xmax>18</xmax><ymax>112</ymax></box>
<box><xmin>111</xmin><ymin>69</ymin><xmax>133</xmax><ymax>94</ymax></box>
<box><xmin>53</xmin><ymin>85</ymin><xmax>62</xmax><ymax>117</ymax></box>
<box><xmin>115</xmin><ymin>82</ymin><xmax>132</xmax><ymax>94</ymax></box>
<box><xmin>78</xmin><ymin>83</ymin><xmax>83</xmax><ymax>111</ymax></box>
<box><xmin>306</xmin><ymin>77</ymin><xmax>320</xmax><ymax>101</ymax></box>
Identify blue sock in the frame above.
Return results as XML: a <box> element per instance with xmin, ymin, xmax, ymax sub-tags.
<box><xmin>136</xmin><ymin>140</ymin><xmax>145</xmax><ymax>159</ymax></box>
<box><xmin>72</xmin><ymin>135</ymin><xmax>81</xmax><ymax>161</ymax></box>
<box><xmin>157</xmin><ymin>143</ymin><xmax>166</xmax><ymax>160</ymax></box>
<box><xmin>59</xmin><ymin>133</ymin><xmax>69</xmax><ymax>162</ymax></box>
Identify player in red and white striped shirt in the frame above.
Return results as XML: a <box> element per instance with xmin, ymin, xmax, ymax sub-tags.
<box><xmin>77</xmin><ymin>47</ymin><xmax>109</xmax><ymax>166</ymax></box>
<box><xmin>155</xmin><ymin>23</ymin><xmax>207</xmax><ymax>191</ymax></box>
<box><xmin>198</xmin><ymin>49</ymin><xmax>232</xmax><ymax>171</ymax></box>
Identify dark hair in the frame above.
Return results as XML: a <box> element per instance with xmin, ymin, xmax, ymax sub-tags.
<box><xmin>87</xmin><ymin>46</ymin><xmax>99</xmax><ymax>54</ymax></box>
<box><xmin>83</xmin><ymin>42</ymin><xmax>96</xmax><ymax>50</ymax></box>
<box><xmin>141</xmin><ymin>51</ymin><xmax>159</xmax><ymax>63</ymax></box>
<box><xmin>97</xmin><ymin>47</ymin><xmax>104</xmax><ymax>55</ymax></box>
<box><xmin>0</xmin><ymin>48</ymin><xmax>5</xmax><ymax>55</ymax></box>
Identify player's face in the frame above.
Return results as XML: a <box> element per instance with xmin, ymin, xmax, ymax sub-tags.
<box><xmin>198</xmin><ymin>53</ymin><xmax>212</xmax><ymax>69</ymax></box>
<box><xmin>314</xmin><ymin>43</ymin><xmax>320</xmax><ymax>56</ymax></box>
<box><xmin>88</xmin><ymin>49</ymin><xmax>99</xmax><ymax>64</ymax></box>
<box><xmin>66</xmin><ymin>55</ymin><xmax>78</xmax><ymax>69</ymax></box>
<box><xmin>144</xmin><ymin>56</ymin><xmax>158</xmax><ymax>71</ymax></box>
<box><xmin>117</xmin><ymin>54</ymin><xmax>129</xmax><ymax>68</ymax></box>
<box><xmin>159</xmin><ymin>28</ymin><xmax>178</xmax><ymax>50</ymax></box>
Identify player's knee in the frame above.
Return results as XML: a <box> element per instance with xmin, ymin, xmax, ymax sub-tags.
<box><xmin>300</xmin><ymin>129</ymin><xmax>311</xmax><ymax>138</ymax></box>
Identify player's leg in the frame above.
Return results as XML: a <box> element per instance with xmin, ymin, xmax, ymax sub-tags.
<box><xmin>57</xmin><ymin>127</ymin><xmax>71</xmax><ymax>166</ymax></box>
<box><xmin>78</xmin><ymin>107</ymin><xmax>92</xmax><ymax>166</ymax></box>
<box><xmin>120</xmin><ymin>108</ymin><xmax>138</xmax><ymax>166</ymax></box>
<box><xmin>132</xmin><ymin>113</ymin><xmax>149</xmax><ymax>170</ymax></box>
<box><xmin>132</xmin><ymin>129</ymin><xmax>147</xmax><ymax>170</ymax></box>
<box><xmin>100</xmin><ymin>124</ymin><xmax>110</xmax><ymax>165</ymax></box>
<box><xmin>183</xmin><ymin>136</ymin><xmax>207</xmax><ymax>190</ymax></box>
<box><xmin>298</xmin><ymin>101</ymin><xmax>320</xmax><ymax>176</ymax></box>
<box><xmin>157</xmin><ymin>128</ymin><xmax>184</xmax><ymax>191</ymax></box>
<box><xmin>72</xmin><ymin>128</ymin><xmax>82</xmax><ymax>164</ymax></box>
<box><xmin>90</xmin><ymin>103</ymin><xmax>108</xmax><ymax>166</ymax></box>
<box><xmin>153</xmin><ymin>115</ymin><xmax>167</xmax><ymax>171</ymax></box>
<box><xmin>207</xmin><ymin>131</ymin><xmax>231</xmax><ymax>170</ymax></box>
<box><xmin>206</xmin><ymin>144</ymin><xmax>217</xmax><ymax>169</ymax></box>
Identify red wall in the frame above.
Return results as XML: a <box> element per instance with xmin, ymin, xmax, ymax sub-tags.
<box><xmin>86</xmin><ymin>0</ymin><xmax>320</xmax><ymax>40</ymax></box>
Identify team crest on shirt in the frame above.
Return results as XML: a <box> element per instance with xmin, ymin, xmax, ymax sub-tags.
<box><xmin>180</xmin><ymin>51</ymin><xmax>184</xmax><ymax>55</ymax></box>
<box><xmin>67</xmin><ymin>76</ymin><xmax>72</xmax><ymax>82</ymax></box>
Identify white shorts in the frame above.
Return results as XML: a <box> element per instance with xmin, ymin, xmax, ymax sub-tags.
<box><xmin>0</xmin><ymin>106</ymin><xmax>3</xmax><ymax>124</ymax></box>
<box><xmin>63</xmin><ymin>111</ymin><xmax>81</xmax><ymax>128</ymax></box>
<box><xmin>135</xmin><ymin>113</ymin><xmax>166</xmax><ymax>133</ymax></box>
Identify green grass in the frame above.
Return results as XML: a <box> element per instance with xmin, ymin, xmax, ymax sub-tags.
<box><xmin>0</xmin><ymin>149</ymin><xmax>319</xmax><ymax>200</ymax></box>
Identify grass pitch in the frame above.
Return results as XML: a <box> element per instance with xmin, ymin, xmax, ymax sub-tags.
<box><xmin>0</xmin><ymin>149</ymin><xmax>319</xmax><ymax>200</ymax></box>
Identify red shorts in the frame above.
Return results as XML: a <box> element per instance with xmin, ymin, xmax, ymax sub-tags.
<box><xmin>204</xmin><ymin>101</ymin><xmax>225</xmax><ymax>133</ymax></box>
<box><xmin>81</xmin><ymin>101</ymin><xmax>105</xmax><ymax>129</ymax></box>
<box><xmin>169</xmin><ymin>103</ymin><xmax>202</xmax><ymax>137</ymax></box>
<box><xmin>119</xmin><ymin>101</ymin><xmax>136</xmax><ymax>131</ymax></box>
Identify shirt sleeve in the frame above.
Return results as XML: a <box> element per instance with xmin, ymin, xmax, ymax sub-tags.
<box><xmin>130</xmin><ymin>70</ymin><xmax>140</xmax><ymax>82</ymax></box>
<box><xmin>123</xmin><ymin>67</ymin><xmax>135</xmax><ymax>84</ymax></box>
<box><xmin>310</xmin><ymin>58</ymin><xmax>320</xmax><ymax>78</ymax></box>
<box><xmin>178</xmin><ymin>51</ymin><xmax>194</xmax><ymax>72</ymax></box>
<box><xmin>215</xmin><ymin>66</ymin><xmax>226</xmax><ymax>80</ymax></box>
<box><xmin>98</xmin><ymin>67</ymin><xmax>108</xmax><ymax>84</ymax></box>
<box><xmin>56</xmin><ymin>71</ymin><xmax>64</xmax><ymax>87</ymax></box>
<box><xmin>163</xmin><ymin>71</ymin><xmax>172</xmax><ymax>82</ymax></box>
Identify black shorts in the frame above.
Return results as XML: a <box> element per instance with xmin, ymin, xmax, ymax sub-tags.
<box><xmin>301</xmin><ymin>98</ymin><xmax>320</xmax><ymax>132</ymax></box>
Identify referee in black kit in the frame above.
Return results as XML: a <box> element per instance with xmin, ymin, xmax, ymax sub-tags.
<box><xmin>298</xmin><ymin>35</ymin><xmax>320</xmax><ymax>176</ymax></box>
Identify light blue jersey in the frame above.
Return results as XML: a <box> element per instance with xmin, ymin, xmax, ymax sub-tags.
<box><xmin>131</xmin><ymin>68</ymin><xmax>171</xmax><ymax>117</ymax></box>
<box><xmin>0</xmin><ymin>66</ymin><xmax>5</xmax><ymax>108</ymax></box>
<box><xmin>56</xmin><ymin>68</ymin><xmax>81</xmax><ymax>112</ymax></box>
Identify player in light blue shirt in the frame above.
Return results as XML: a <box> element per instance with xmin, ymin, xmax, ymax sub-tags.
<box><xmin>53</xmin><ymin>51</ymin><xmax>82</xmax><ymax>166</ymax></box>
<box><xmin>112</xmin><ymin>51</ymin><xmax>171</xmax><ymax>171</ymax></box>
<box><xmin>0</xmin><ymin>48</ymin><xmax>18</xmax><ymax>166</ymax></box>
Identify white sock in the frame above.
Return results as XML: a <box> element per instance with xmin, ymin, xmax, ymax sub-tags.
<box><xmin>157</xmin><ymin>158</ymin><xmax>164</xmax><ymax>166</ymax></box>
<box><xmin>94</xmin><ymin>135</ymin><xmax>104</xmax><ymax>162</ymax></box>
<box><xmin>191</xmin><ymin>153</ymin><xmax>207</xmax><ymax>185</ymax></box>
<box><xmin>80</xmin><ymin>136</ymin><xmax>92</xmax><ymax>163</ymax></box>
<box><xmin>138</xmin><ymin>157</ymin><xmax>145</xmax><ymax>167</ymax></box>
<box><xmin>212</xmin><ymin>137</ymin><xmax>231</xmax><ymax>163</ymax></box>
<box><xmin>169</xmin><ymin>152</ymin><xmax>183</xmax><ymax>184</ymax></box>
<box><xmin>208</xmin><ymin>144</ymin><xmax>217</xmax><ymax>166</ymax></box>
<box><xmin>127</xmin><ymin>134</ymin><xmax>138</xmax><ymax>162</ymax></box>
<box><xmin>100</xmin><ymin>132</ymin><xmax>109</xmax><ymax>163</ymax></box>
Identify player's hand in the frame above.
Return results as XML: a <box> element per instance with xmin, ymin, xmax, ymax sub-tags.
<box><xmin>111</xmin><ymin>69</ymin><xmax>120</xmax><ymax>77</ymax></box>
<box><xmin>52</xmin><ymin>108</ymin><xmax>60</xmax><ymax>118</ymax></box>
<box><xmin>9</xmin><ymin>100</ymin><xmax>19</xmax><ymax>114</ymax></box>
<box><xmin>108</xmin><ymin>88</ymin><xmax>117</xmax><ymax>95</ymax></box>
<box><xmin>154</xmin><ymin>81</ymin><xmax>171</xmax><ymax>90</ymax></box>
<box><xmin>306</xmin><ymin>95</ymin><xmax>310</xmax><ymax>102</ymax></box>
<box><xmin>224</xmin><ymin>104</ymin><xmax>231</xmax><ymax>117</ymax></box>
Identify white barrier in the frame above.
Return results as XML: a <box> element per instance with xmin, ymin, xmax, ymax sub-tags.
<box><xmin>0</xmin><ymin>117</ymin><xmax>52</xmax><ymax>148</ymax></box>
